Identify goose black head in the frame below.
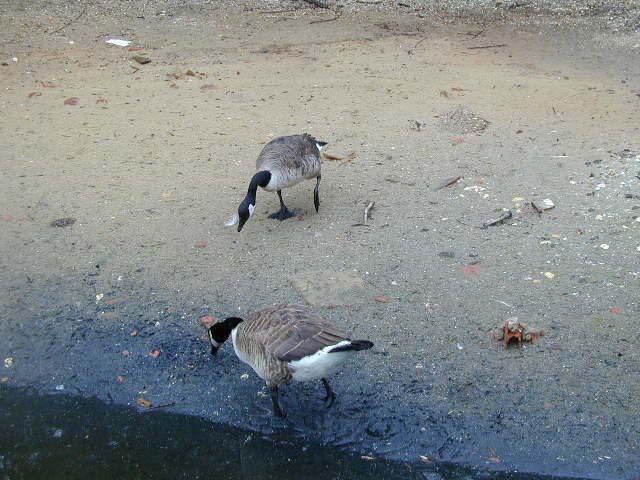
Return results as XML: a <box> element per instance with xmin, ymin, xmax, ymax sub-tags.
<box><xmin>208</xmin><ymin>317</ymin><xmax>244</xmax><ymax>356</ymax></box>
<box><xmin>237</xmin><ymin>197</ymin><xmax>254</xmax><ymax>232</ymax></box>
<box><xmin>237</xmin><ymin>171</ymin><xmax>271</xmax><ymax>232</ymax></box>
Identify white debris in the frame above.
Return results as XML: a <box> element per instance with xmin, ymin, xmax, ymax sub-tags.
<box><xmin>4</xmin><ymin>357</ymin><xmax>13</xmax><ymax>368</ymax></box>
<box><xmin>240</xmin><ymin>373</ymin><xmax>249</xmax><ymax>380</ymax></box>
<box><xmin>95</xmin><ymin>293</ymin><xmax>104</xmax><ymax>303</ymax></box>
<box><xmin>600</xmin><ymin>244</ymin><xmax>610</xmax><ymax>250</ymax></box>
<box><xmin>105</xmin><ymin>38</ymin><xmax>131</xmax><ymax>47</ymax></box>
<box><xmin>55</xmin><ymin>384</ymin><xmax>65</xmax><ymax>391</ymax></box>
<box><xmin>544</xmin><ymin>272</ymin><xmax>555</xmax><ymax>279</ymax></box>
<box><xmin>595</xmin><ymin>183</ymin><xmax>606</xmax><ymax>191</ymax></box>
<box><xmin>53</xmin><ymin>429</ymin><xmax>64</xmax><ymax>438</ymax></box>
<box><xmin>533</xmin><ymin>198</ymin><xmax>555</xmax><ymax>211</ymax></box>
<box><xmin>225</xmin><ymin>213</ymin><xmax>239</xmax><ymax>227</ymax></box>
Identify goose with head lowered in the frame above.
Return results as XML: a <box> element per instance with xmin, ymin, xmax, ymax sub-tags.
<box><xmin>228</xmin><ymin>133</ymin><xmax>327</xmax><ymax>232</ymax></box>
<box><xmin>207</xmin><ymin>304</ymin><xmax>373</xmax><ymax>417</ymax></box>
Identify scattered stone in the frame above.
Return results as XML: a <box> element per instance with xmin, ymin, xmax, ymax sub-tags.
<box><xmin>132</xmin><ymin>55</ymin><xmax>151</xmax><ymax>64</ymax></box>
<box><xmin>50</xmin><ymin>217</ymin><xmax>76</xmax><ymax>227</ymax></box>
<box><xmin>437</xmin><ymin>251</ymin><xmax>455</xmax><ymax>258</ymax></box>
<box><xmin>482</xmin><ymin>209</ymin><xmax>512</xmax><ymax>228</ymax></box>
<box><xmin>434</xmin><ymin>175</ymin><xmax>461</xmax><ymax>190</ymax></box>
<box><xmin>437</xmin><ymin>106</ymin><xmax>489</xmax><ymax>134</ymax></box>
<box><xmin>375</xmin><ymin>294</ymin><xmax>391</xmax><ymax>303</ymax></box>
<box><xmin>532</xmin><ymin>198</ymin><xmax>555</xmax><ymax>212</ymax></box>
<box><xmin>292</xmin><ymin>270</ymin><xmax>364</xmax><ymax>306</ymax></box>
<box><xmin>544</xmin><ymin>271</ymin><xmax>555</xmax><ymax>279</ymax></box>
<box><xmin>137</xmin><ymin>397</ymin><xmax>152</xmax><ymax>408</ymax></box>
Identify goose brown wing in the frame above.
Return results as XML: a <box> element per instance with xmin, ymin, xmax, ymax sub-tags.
<box><xmin>256</xmin><ymin>135</ymin><xmax>319</xmax><ymax>171</ymax></box>
<box><xmin>253</xmin><ymin>304</ymin><xmax>347</xmax><ymax>362</ymax></box>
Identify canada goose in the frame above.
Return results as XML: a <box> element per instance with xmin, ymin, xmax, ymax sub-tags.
<box><xmin>207</xmin><ymin>304</ymin><xmax>373</xmax><ymax>417</ymax></box>
<box><xmin>230</xmin><ymin>134</ymin><xmax>327</xmax><ymax>232</ymax></box>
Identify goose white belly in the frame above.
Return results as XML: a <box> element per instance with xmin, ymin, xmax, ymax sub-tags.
<box><xmin>288</xmin><ymin>341</ymin><xmax>354</xmax><ymax>382</ymax></box>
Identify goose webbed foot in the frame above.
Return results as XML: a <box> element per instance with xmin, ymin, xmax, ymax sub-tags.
<box><xmin>268</xmin><ymin>207</ymin><xmax>297</xmax><ymax>221</ymax></box>
<box><xmin>270</xmin><ymin>190</ymin><xmax>298</xmax><ymax>221</ymax></box>
<box><xmin>321</xmin><ymin>378</ymin><xmax>336</xmax><ymax>409</ymax></box>
<box><xmin>269</xmin><ymin>386</ymin><xmax>286</xmax><ymax>417</ymax></box>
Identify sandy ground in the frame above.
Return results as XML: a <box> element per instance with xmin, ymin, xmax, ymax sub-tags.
<box><xmin>1</xmin><ymin>2</ymin><xmax>639</xmax><ymax>479</ymax></box>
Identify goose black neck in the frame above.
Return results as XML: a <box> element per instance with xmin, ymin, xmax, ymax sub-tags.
<box><xmin>248</xmin><ymin>171</ymin><xmax>271</xmax><ymax>195</ymax></box>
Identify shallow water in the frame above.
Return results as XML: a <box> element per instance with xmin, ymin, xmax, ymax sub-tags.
<box><xmin>0</xmin><ymin>387</ymin><xmax>574</xmax><ymax>480</ymax></box>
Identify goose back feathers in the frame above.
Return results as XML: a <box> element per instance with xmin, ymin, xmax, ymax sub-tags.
<box><xmin>257</xmin><ymin>134</ymin><xmax>323</xmax><ymax>192</ymax></box>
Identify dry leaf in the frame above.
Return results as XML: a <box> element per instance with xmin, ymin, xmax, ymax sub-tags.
<box><xmin>96</xmin><ymin>98</ymin><xmax>108</xmax><ymax>104</ymax></box>
<box><xmin>130</xmin><ymin>329</ymin><xmax>138</xmax><ymax>337</ymax></box>
<box><xmin>462</xmin><ymin>264</ymin><xmax>481</xmax><ymax>278</ymax></box>
<box><xmin>322</xmin><ymin>151</ymin><xmax>343</xmax><ymax>160</ymax></box>
<box><xmin>439</xmin><ymin>90</ymin><xmax>449</xmax><ymax>97</ymax></box>
<box><xmin>121</xmin><ymin>350</ymin><xmax>130</xmax><ymax>356</ymax></box>
<box><xmin>451</xmin><ymin>136</ymin><xmax>464</xmax><ymax>145</ymax></box>
<box><xmin>375</xmin><ymin>295</ymin><xmax>390</xmax><ymax>303</ymax></box>
<box><xmin>64</xmin><ymin>97</ymin><xmax>79</xmax><ymax>105</ymax></box>
<box><xmin>28</xmin><ymin>92</ymin><xmax>42</xmax><ymax>98</ymax></box>
<box><xmin>543</xmin><ymin>401</ymin><xmax>554</xmax><ymax>409</ymax></box>
<box><xmin>200</xmin><ymin>315</ymin><xmax>216</xmax><ymax>328</ymax></box>
<box><xmin>128</xmin><ymin>46</ymin><xmax>146</xmax><ymax>52</ymax></box>
<box><xmin>116</xmin><ymin>375</ymin><xmax>125</xmax><ymax>383</ymax></box>
<box><xmin>194</xmin><ymin>240</ymin><xmax>207</xmax><ymax>248</ymax></box>
<box><xmin>38</xmin><ymin>81</ymin><xmax>58</xmax><ymax>88</ymax></box>
<box><xmin>611</xmin><ymin>307</ymin><xmax>622</xmax><ymax>314</ymax></box>
<box><xmin>137</xmin><ymin>397</ymin><xmax>152</xmax><ymax>408</ymax></box>
<box><xmin>200</xmin><ymin>84</ymin><xmax>216</xmax><ymax>90</ymax></box>
<box><xmin>487</xmin><ymin>455</ymin><xmax>501</xmax><ymax>464</ymax></box>
<box><xmin>149</xmin><ymin>348</ymin><xmax>161</xmax><ymax>358</ymax></box>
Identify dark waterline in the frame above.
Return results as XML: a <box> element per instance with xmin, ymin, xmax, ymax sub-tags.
<box><xmin>0</xmin><ymin>386</ymin><xmax>582</xmax><ymax>480</ymax></box>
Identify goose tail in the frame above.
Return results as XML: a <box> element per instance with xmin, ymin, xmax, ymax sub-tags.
<box><xmin>329</xmin><ymin>340</ymin><xmax>373</xmax><ymax>353</ymax></box>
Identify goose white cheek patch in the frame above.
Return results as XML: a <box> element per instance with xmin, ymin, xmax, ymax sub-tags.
<box><xmin>248</xmin><ymin>204</ymin><xmax>255</xmax><ymax>217</ymax></box>
<box><xmin>316</xmin><ymin>143</ymin><xmax>324</xmax><ymax>151</ymax></box>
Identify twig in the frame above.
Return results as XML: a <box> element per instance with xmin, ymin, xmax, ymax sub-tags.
<box><xmin>310</xmin><ymin>9</ymin><xmax>342</xmax><ymax>23</ymax></box>
<box><xmin>468</xmin><ymin>44</ymin><xmax>507</xmax><ymax>50</ymax></box>
<box><xmin>139</xmin><ymin>401</ymin><xmax>176</xmax><ymax>412</ymax></box>
<box><xmin>481</xmin><ymin>210</ymin><xmax>512</xmax><ymax>228</ymax></box>
<box><xmin>51</xmin><ymin>6</ymin><xmax>87</xmax><ymax>34</ymax></box>
<box><xmin>434</xmin><ymin>175</ymin><xmax>461</xmax><ymax>191</ymax></box>
<box><xmin>302</xmin><ymin>0</ymin><xmax>330</xmax><ymax>8</ymax></box>
<box><xmin>259</xmin><ymin>8</ymin><xmax>302</xmax><ymax>14</ymax></box>
<box><xmin>408</xmin><ymin>36</ymin><xmax>428</xmax><ymax>55</ymax></box>
<box><xmin>363</xmin><ymin>201</ymin><xmax>375</xmax><ymax>224</ymax></box>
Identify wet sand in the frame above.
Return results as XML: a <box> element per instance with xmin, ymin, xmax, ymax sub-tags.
<box><xmin>1</xmin><ymin>2</ymin><xmax>639</xmax><ymax>479</ymax></box>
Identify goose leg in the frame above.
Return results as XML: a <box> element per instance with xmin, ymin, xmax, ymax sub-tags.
<box><xmin>321</xmin><ymin>378</ymin><xmax>336</xmax><ymax>408</ymax></box>
<box><xmin>269</xmin><ymin>385</ymin><xmax>286</xmax><ymax>417</ymax></box>
<box><xmin>268</xmin><ymin>190</ymin><xmax>296</xmax><ymax>221</ymax></box>
<box><xmin>313</xmin><ymin>175</ymin><xmax>321</xmax><ymax>213</ymax></box>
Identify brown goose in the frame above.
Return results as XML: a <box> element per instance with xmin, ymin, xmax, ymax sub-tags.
<box><xmin>207</xmin><ymin>304</ymin><xmax>373</xmax><ymax>417</ymax></box>
<box><xmin>228</xmin><ymin>134</ymin><xmax>327</xmax><ymax>232</ymax></box>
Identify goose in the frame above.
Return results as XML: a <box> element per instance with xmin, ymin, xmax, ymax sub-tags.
<box><xmin>207</xmin><ymin>304</ymin><xmax>373</xmax><ymax>417</ymax></box>
<box><xmin>229</xmin><ymin>133</ymin><xmax>327</xmax><ymax>232</ymax></box>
